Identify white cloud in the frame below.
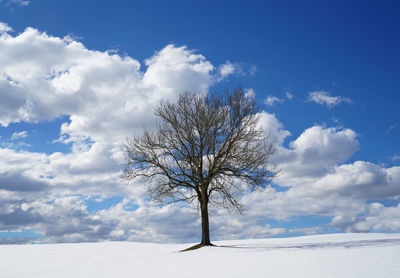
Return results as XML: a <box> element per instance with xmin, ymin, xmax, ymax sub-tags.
<box><xmin>359</xmin><ymin>203</ymin><xmax>400</xmax><ymax>232</ymax></box>
<box><xmin>264</xmin><ymin>95</ymin><xmax>284</xmax><ymax>106</ymax></box>
<box><xmin>0</xmin><ymin>24</ymin><xmax>229</xmax><ymax>200</ymax></box>
<box><xmin>244</xmin><ymin>88</ymin><xmax>255</xmax><ymax>99</ymax></box>
<box><xmin>11</xmin><ymin>131</ymin><xmax>28</xmax><ymax>140</ymax></box>
<box><xmin>0</xmin><ymin>22</ymin><xmax>12</xmax><ymax>33</ymax></box>
<box><xmin>143</xmin><ymin>44</ymin><xmax>214</xmax><ymax>97</ymax></box>
<box><xmin>11</xmin><ymin>0</ymin><xmax>29</xmax><ymax>6</ymax></box>
<box><xmin>285</xmin><ymin>92</ymin><xmax>293</xmax><ymax>99</ymax></box>
<box><xmin>307</xmin><ymin>91</ymin><xmax>352</xmax><ymax>108</ymax></box>
<box><xmin>0</xmin><ymin>0</ymin><xmax>29</xmax><ymax>7</ymax></box>
<box><xmin>264</xmin><ymin>92</ymin><xmax>294</xmax><ymax>106</ymax></box>
<box><xmin>273</xmin><ymin>125</ymin><xmax>359</xmax><ymax>185</ymax></box>
<box><xmin>0</xmin><ymin>148</ymin><xmax>49</xmax><ymax>187</ymax></box>
<box><xmin>391</xmin><ymin>154</ymin><xmax>400</xmax><ymax>161</ymax></box>
<box><xmin>257</xmin><ymin>112</ymin><xmax>291</xmax><ymax>145</ymax></box>
<box><xmin>277</xmin><ymin>160</ymin><xmax>400</xmax><ymax>220</ymax></box>
<box><xmin>0</xmin><ymin>28</ymin><xmax>219</xmax><ymax>145</ymax></box>
<box><xmin>0</xmin><ymin>23</ymin><xmax>254</xmax><ymax>242</ymax></box>
<box><xmin>334</xmin><ymin>203</ymin><xmax>400</xmax><ymax>232</ymax></box>
<box><xmin>240</xmin><ymin>161</ymin><xmax>400</xmax><ymax>228</ymax></box>
<box><xmin>1</xmin><ymin>119</ymin><xmax>400</xmax><ymax>241</ymax></box>
<box><xmin>242</xmin><ymin>122</ymin><xmax>400</xmax><ymax>231</ymax></box>
<box><xmin>217</xmin><ymin>62</ymin><xmax>257</xmax><ymax>78</ymax></box>
<box><xmin>306</xmin><ymin>162</ymin><xmax>400</xmax><ymax>199</ymax></box>
<box><xmin>241</xmin><ymin>186</ymin><xmax>367</xmax><ymax>221</ymax></box>
<box><xmin>0</xmin><ymin>23</ymin><xmax>399</xmax><ymax>243</ymax></box>
<box><xmin>218</xmin><ymin>61</ymin><xmax>236</xmax><ymax>79</ymax></box>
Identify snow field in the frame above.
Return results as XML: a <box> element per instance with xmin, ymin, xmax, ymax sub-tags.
<box><xmin>1</xmin><ymin>233</ymin><xmax>400</xmax><ymax>278</ymax></box>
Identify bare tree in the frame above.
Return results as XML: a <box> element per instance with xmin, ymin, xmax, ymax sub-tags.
<box><xmin>122</xmin><ymin>87</ymin><xmax>276</xmax><ymax>248</ymax></box>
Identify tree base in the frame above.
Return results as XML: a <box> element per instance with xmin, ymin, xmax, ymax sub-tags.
<box><xmin>179</xmin><ymin>242</ymin><xmax>215</xmax><ymax>252</ymax></box>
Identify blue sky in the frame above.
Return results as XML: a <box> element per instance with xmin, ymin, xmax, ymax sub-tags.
<box><xmin>0</xmin><ymin>0</ymin><xmax>399</xmax><ymax>243</ymax></box>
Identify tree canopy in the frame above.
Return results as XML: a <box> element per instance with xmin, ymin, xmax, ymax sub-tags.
<box><xmin>123</xmin><ymin>87</ymin><xmax>276</xmax><ymax>247</ymax></box>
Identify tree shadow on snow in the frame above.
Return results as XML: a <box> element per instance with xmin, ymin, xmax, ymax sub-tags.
<box><xmin>217</xmin><ymin>238</ymin><xmax>400</xmax><ymax>251</ymax></box>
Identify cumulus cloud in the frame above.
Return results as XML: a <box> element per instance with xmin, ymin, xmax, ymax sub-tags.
<box><xmin>241</xmin><ymin>186</ymin><xmax>367</xmax><ymax>222</ymax></box>
<box><xmin>307</xmin><ymin>91</ymin><xmax>352</xmax><ymax>108</ymax></box>
<box><xmin>264</xmin><ymin>92</ymin><xmax>293</xmax><ymax>106</ymax></box>
<box><xmin>352</xmin><ymin>203</ymin><xmax>400</xmax><ymax>232</ymax></box>
<box><xmin>0</xmin><ymin>172</ymin><xmax>48</xmax><ymax>192</ymax></box>
<box><xmin>218</xmin><ymin>61</ymin><xmax>237</xmax><ymax>79</ymax></box>
<box><xmin>0</xmin><ymin>22</ymin><xmax>12</xmax><ymax>33</ymax></box>
<box><xmin>330</xmin><ymin>202</ymin><xmax>400</xmax><ymax>232</ymax></box>
<box><xmin>244</xmin><ymin>122</ymin><xmax>400</xmax><ymax>232</ymax></box>
<box><xmin>0</xmin><ymin>23</ymin><xmax>399</xmax><ymax>243</ymax></box>
<box><xmin>257</xmin><ymin>112</ymin><xmax>291</xmax><ymax>145</ymax></box>
<box><xmin>244</xmin><ymin>88</ymin><xmax>255</xmax><ymax>99</ymax></box>
<box><xmin>143</xmin><ymin>44</ymin><xmax>214</xmax><ymax>97</ymax></box>
<box><xmin>0</xmin><ymin>26</ymin><xmax>226</xmax><ymax>198</ymax></box>
<box><xmin>285</xmin><ymin>92</ymin><xmax>293</xmax><ymax>99</ymax></box>
<box><xmin>11</xmin><ymin>131</ymin><xmax>28</xmax><ymax>140</ymax></box>
<box><xmin>273</xmin><ymin>126</ymin><xmax>359</xmax><ymax>185</ymax></box>
<box><xmin>264</xmin><ymin>95</ymin><xmax>284</xmax><ymax>106</ymax></box>
<box><xmin>1</xmin><ymin>112</ymin><xmax>398</xmax><ymax>242</ymax></box>
<box><xmin>0</xmin><ymin>23</ymin><xmax>252</xmax><ymax>242</ymax></box>
<box><xmin>240</xmin><ymin>159</ymin><xmax>400</xmax><ymax>228</ymax></box>
<box><xmin>1</xmin><ymin>131</ymin><xmax>30</xmax><ymax>150</ymax></box>
<box><xmin>0</xmin><ymin>195</ymin><xmax>202</xmax><ymax>243</ymax></box>
<box><xmin>0</xmin><ymin>148</ymin><xmax>50</xmax><ymax>192</ymax></box>
<box><xmin>304</xmin><ymin>162</ymin><xmax>400</xmax><ymax>199</ymax></box>
<box><xmin>1</xmin><ymin>119</ymin><xmax>400</xmax><ymax>241</ymax></box>
<box><xmin>0</xmin><ymin>27</ymin><xmax>221</xmax><ymax>145</ymax></box>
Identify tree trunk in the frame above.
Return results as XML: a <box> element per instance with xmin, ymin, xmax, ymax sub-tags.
<box><xmin>200</xmin><ymin>201</ymin><xmax>212</xmax><ymax>245</ymax></box>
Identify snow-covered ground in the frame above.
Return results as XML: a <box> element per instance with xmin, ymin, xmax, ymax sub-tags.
<box><xmin>1</xmin><ymin>233</ymin><xmax>400</xmax><ymax>278</ymax></box>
